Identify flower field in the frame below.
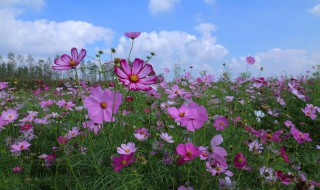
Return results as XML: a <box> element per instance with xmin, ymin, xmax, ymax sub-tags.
<box><xmin>0</xmin><ymin>33</ymin><xmax>320</xmax><ymax>190</ymax></box>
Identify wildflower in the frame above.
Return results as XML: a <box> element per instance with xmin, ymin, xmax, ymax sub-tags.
<box><xmin>210</xmin><ymin>134</ymin><xmax>228</xmax><ymax>163</ymax></box>
<box><xmin>1</xmin><ymin>109</ymin><xmax>18</xmax><ymax>123</ymax></box>
<box><xmin>259</xmin><ymin>166</ymin><xmax>275</xmax><ymax>181</ymax></box>
<box><xmin>12</xmin><ymin>166</ymin><xmax>23</xmax><ymax>173</ymax></box>
<box><xmin>117</xmin><ymin>142</ymin><xmax>137</xmax><ymax>155</ymax></box>
<box><xmin>290</xmin><ymin>127</ymin><xmax>312</xmax><ymax>144</ymax></box>
<box><xmin>234</xmin><ymin>153</ymin><xmax>251</xmax><ymax>171</ymax></box>
<box><xmin>82</xmin><ymin>121</ymin><xmax>102</xmax><ymax>135</ymax></box>
<box><xmin>280</xmin><ymin>147</ymin><xmax>291</xmax><ymax>163</ymax></box>
<box><xmin>176</xmin><ymin>142</ymin><xmax>201</xmax><ymax>161</ymax></box>
<box><xmin>58</xmin><ymin>136</ymin><xmax>68</xmax><ymax>145</ymax></box>
<box><xmin>199</xmin><ymin>146</ymin><xmax>209</xmax><ymax>160</ymax></box>
<box><xmin>167</xmin><ymin>104</ymin><xmax>189</xmax><ymax>123</ymax></box>
<box><xmin>160</xmin><ymin>132</ymin><xmax>174</xmax><ymax>143</ymax></box>
<box><xmin>0</xmin><ymin>82</ymin><xmax>8</xmax><ymax>90</ymax></box>
<box><xmin>180</xmin><ymin>102</ymin><xmax>208</xmax><ymax>132</ymax></box>
<box><xmin>56</xmin><ymin>99</ymin><xmax>75</xmax><ymax>111</ymax></box>
<box><xmin>206</xmin><ymin>160</ymin><xmax>233</xmax><ymax>177</ymax></box>
<box><xmin>219</xmin><ymin>176</ymin><xmax>236</xmax><ymax>189</ymax></box>
<box><xmin>254</xmin><ymin>110</ymin><xmax>265</xmax><ymax>122</ymax></box>
<box><xmin>246</xmin><ymin>56</ymin><xmax>255</xmax><ymax>65</ymax></box>
<box><xmin>66</xmin><ymin>127</ymin><xmax>80</xmax><ymax>139</ymax></box>
<box><xmin>83</xmin><ymin>87</ymin><xmax>123</xmax><ymax>124</ymax></box>
<box><xmin>134</xmin><ymin>127</ymin><xmax>150</xmax><ymax>141</ymax></box>
<box><xmin>275</xmin><ymin>171</ymin><xmax>291</xmax><ymax>185</ymax></box>
<box><xmin>177</xmin><ymin>186</ymin><xmax>194</xmax><ymax>190</ymax></box>
<box><xmin>11</xmin><ymin>141</ymin><xmax>31</xmax><ymax>153</ymax></box>
<box><xmin>111</xmin><ymin>153</ymin><xmax>136</xmax><ymax>172</ymax></box>
<box><xmin>52</xmin><ymin>47</ymin><xmax>86</xmax><ymax>70</ymax></box>
<box><xmin>125</xmin><ymin>32</ymin><xmax>141</xmax><ymax>40</ymax></box>
<box><xmin>213</xmin><ymin>116</ymin><xmax>229</xmax><ymax>131</ymax></box>
<box><xmin>248</xmin><ymin>139</ymin><xmax>263</xmax><ymax>154</ymax></box>
<box><xmin>165</xmin><ymin>84</ymin><xmax>188</xmax><ymax>99</ymax></box>
<box><xmin>114</xmin><ymin>58</ymin><xmax>157</xmax><ymax>91</ymax></box>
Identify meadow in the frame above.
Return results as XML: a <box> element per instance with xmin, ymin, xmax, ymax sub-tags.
<box><xmin>0</xmin><ymin>32</ymin><xmax>320</xmax><ymax>190</ymax></box>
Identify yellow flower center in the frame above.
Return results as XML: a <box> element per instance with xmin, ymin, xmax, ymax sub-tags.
<box><xmin>69</xmin><ymin>60</ymin><xmax>76</xmax><ymax>66</ymax></box>
<box><xmin>179</xmin><ymin>112</ymin><xmax>185</xmax><ymax>117</ymax></box>
<box><xmin>186</xmin><ymin>150</ymin><xmax>192</xmax><ymax>156</ymax></box>
<box><xmin>219</xmin><ymin>121</ymin><xmax>224</xmax><ymax>126</ymax></box>
<box><xmin>216</xmin><ymin>167</ymin><xmax>221</xmax><ymax>171</ymax></box>
<box><xmin>267</xmin><ymin>134</ymin><xmax>272</xmax><ymax>139</ymax></box>
<box><xmin>8</xmin><ymin>115</ymin><xmax>12</xmax><ymax>119</ymax></box>
<box><xmin>125</xmin><ymin>149</ymin><xmax>130</xmax><ymax>153</ymax></box>
<box><xmin>100</xmin><ymin>102</ymin><xmax>107</xmax><ymax>109</ymax></box>
<box><xmin>121</xmin><ymin>160</ymin><xmax>127</xmax><ymax>165</ymax></box>
<box><xmin>299</xmin><ymin>133</ymin><xmax>303</xmax><ymax>137</ymax></box>
<box><xmin>238</xmin><ymin>158</ymin><xmax>243</xmax><ymax>163</ymax></box>
<box><xmin>129</xmin><ymin>75</ymin><xmax>139</xmax><ymax>82</ymax></box>
<box><xmin>175</xmin><ymin>90</ymin><xmax>179</xmax><ymax>94</ymax></box>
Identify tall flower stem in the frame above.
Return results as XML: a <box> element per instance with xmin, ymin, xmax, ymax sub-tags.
<box><xmin>128</xmin><ymin>40</ymin><xmax>135</xmax><ymax>62</ymax></box>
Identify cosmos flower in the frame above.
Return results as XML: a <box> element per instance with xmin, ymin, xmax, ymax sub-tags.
<box><xmin>125</xmin><ymin>32</ymin><xmax>141</xmax><ymax>39</ymax></box>
<box><xmin>160</xmin><ymin>132</ymin><xmax>174</xmax><ymax>143</ymax></box>
<box><xmin>114</xmin><ymin>58</ymin><xmax>157</xmax><ymax>91</ymax></box>
<box><xmin>111</xmin><ymin>153</ymin><xmax>136</xmax><ymax>172</ymax></box>
<box><xmin>117</xmin><ymin>142</ymin><xmax>137</xmax><ymax>155</ymax></box>
<box><xmin>52</xmin><ymin>47</ymin><xmax>86</xmax><ymax>70</ymax></box>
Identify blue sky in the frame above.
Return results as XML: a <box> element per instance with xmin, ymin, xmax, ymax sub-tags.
<box><xmin>1</xmin><ymin>0</ymin><xmax>320</xmax><ymax>79</ymax></box>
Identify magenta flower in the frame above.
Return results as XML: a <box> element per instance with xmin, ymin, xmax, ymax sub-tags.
<box><xmin>125</xmin><ymin>32</ymin><xmax>141</xmax><ymax>39</ymax></box>
<box><xmin>165</xmin><ymin>84</ymin><xmax>188</xmax><ymax>99</ymax></box>
<box><xmin>83</xmin><ymin>87</ymin><xmax>123</xmax><ymax>124</ymax></box>
<box><xmin>1</xmin><ymin>109</ymin><xmax>18</xmax><ymax>123</ymax></box>
<box><xmin>12</xmin><ymin>166</ymin><xmax>23</xmax><ymax>173</ymax></box>
<box><xmin>179</xmin><ymin>102</ymin><xmax>208</xmax><ymax>132</ymax></box>
<box><xmin>117</xmin><ymin>142</ymin><xmax>137</xmax><ymax>155</ymax></box>
<box><xmin>11</xmin><ymin>141</ymin><xmax>31</xmax><ymax>153</ymax></box>
<box><xmin>275</xmin><ymin>171</ymin><xmax>291</xmax><ymax>185</ymax></box>
<box><xmin>176</xmin><ymin>142</ymin><xmax>201</xmax><ymax>161</ymax></box>
<box><xmin>114</xmin><ymin>58</ymin><xmax>157</xmax><ymax>91</ymax></box>
<box><xmin>0</xmin><ymin>82</ymin><xmax>8</xmax><ymax>90</ymax></box>
<box><xmin>234</xmin><ymin>153</ymin><xmax>251</xmax><ymax>171</ymax></box>
<box><xmin>210</xmin><ymin>134</ymin><xmax>227</xmax><ymax>163</ymax></box>
<box><xmin>246</xmin><ymin>56</ymin><xmax>255</xmax><ymax>65</ymax></box>
<box><xmin>167</xmin><ymin>104</ymin><xmax>189</xmax><ymax>123</ymax></box>
<box><xmin>290</xmin><ymin>127</ymin><xmax>312</xmax><ymax>144</ymax></box>
<box><xmin>280</xmin><ymin>147</ymin><xmax>290</xmax><ymax>163</ymax></box>
<box><xmin>213</xmin><ymin>116</ymin><xmax>229</xmax><ymax>131</ymax></box>
<box><xmin>52</xmin><ymin>48</ymin><xmax>86</xmax><ymax>70</ymax></box>
<box><xmin>111</xmin><ymin>153</ymin><xmax>136</xmax><ymax>172</ymax></box>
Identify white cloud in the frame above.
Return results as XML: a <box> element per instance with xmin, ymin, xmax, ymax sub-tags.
<box><xmin>115</xmin><ymin>23</ymin><xmax>228</xmax><ymax>78</ymax></box>
<box><xmin>309</xmin><ymin>4</ymin><xmax>320</xmax><ymax>16</ymax></box>
<box><xmin>148</xmin><ymin>0</ymin><xmax>181</xmax><ymax>15</ymax></box>
<box><xmin>229</xmin><ymin>48</ymin><xmax>320</xmax><ymax>78</ymax></box>
<box><xmin>0</xmin><ymin>1</ymin><xmax>114</xmax><ymax>57</ymax></box>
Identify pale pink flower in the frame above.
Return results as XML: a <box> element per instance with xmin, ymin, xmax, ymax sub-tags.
<box><xmin>11</xmin><ymin>141</ymin><xmax>31</xmax><ymax>153</ymax></box>
<box><xmin>117</xmin><ymin>142</ymin><xmax>137</xmax><ymax>155</ymax></box>
<box><xmin>1</xmin><ymin>109</ymin><xmax>18</xmax><ymax>123</ymax></box>
<box><xmin>160</xmin><ymin>132</ymin><xmax>174</xmax><ymax>143</ymax></box>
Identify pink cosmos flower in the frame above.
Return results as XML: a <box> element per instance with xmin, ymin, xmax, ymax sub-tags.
<box><xmin>167</xmin><ymin>104</ymin><xmax>189</xmax><ymax>123</ymax></box>
<box><xmin>206</xmin><ymin>160</ymin><xmax>233</xmax><ymax>177</ymax></box>
<box><xmin>275</xmin><ymin>171</ymin><xmax>291</xmax><ymax>185</ymax></box>
<box><xmin>0</xmin><ymin>82</ymin><xmax>8</xmax><ymax>90</ymax></box>
<box><xmin>52</xmin><ymin>47</ymin><xmax>86</xmax><ymax>70</ymax></box>
<box><xmin>180</xmin><ymin>102</ymin><xmax>208</xmax><ymax>132</ymax></box>
<box><xmin>82</xmin><ymin>121</ymin><xmax>102</xmax><ymax>135</ymax></box>
<box><xmin>114</xmin><ymin>58</ymin><xmax>157</xmax><ymax>91</ymax></box>
<box><xmin>1</xmin><ymin>109</ymin><xmax>18</xmax><ymax>123</ymax></box>
<box><xmin>0</xmin><ymin>115</ymin><xmax>9</xmax><ymax>127</ymax></box>
<box><xmin>176</xmin><ymin>142</ymin><xmax>201</xmax><ymax>161</ymax></box>
<box><xmin>125</xmin><ymin>32</ymin><xmax>141</xmax><ymax>39</ymax></box>
<box><xmin>11</xmin><ymin>141</ymin><xmax>31</xmax><ymax>153</ymax></box>
<box><xmin>12</xmin><ymin>166</ymin><xmax>23</xmax><ymax>173</ymax></box>
<box><xmin>83</xmin><ymin>87</ymin><xmax>123</xmax><ymax>124</ymax></box>
<box><xmin>213</xmin><ymin>116</ymin><xmax>229</xmax><ymax>131</ymax></box>
<box><xmin>280</xmin><ymin>147</ymin><xmax>290</xmax><ymax>163</ymax></box>
<box><xmin>117</xmin><ymin>142</ymin><xmax>137</xmax><ymax>155</ymax></box>
<box><xmin>66</xmin><ymin>127</ymin><xmax>80</xmax><ymax>139</ymax></box>
<box><xmin>234</xmin><ymin>153</ymin><xmax>251</xmax><ymax>171</ymax></box>
<box><xmin>210</xmin><ymin>134</ymin><xmax>227</xmax><ymax>163</ymax></box>
<box><xmin>177</xmin><ymin>186</ymin><xmax>194</xmax><ymax>190</ymax></box>
<box><xmin>199</xmin><ymin>146</ymin><xmax>209</xmax><ymax>160</ymax></box>
<box><xmin>165</xmin><ymin>84</ymin><xmax>188</xmax><ymax>99</ymax></box>
<box><xmin>56</xmin><ymin>99</ymin><xmax>75</xmax><ymax>111</ymax></box>
<box><xmin>160</xmin><ymin>132</ymin><xmax>174</xmax><ymax>143</ymax></box>
<box><xmin>290</xmin><ymin>127</ymin><xmax>312</xmax><ymax>144</ymax></box>
<box><xmin>111</xmin><ymin>153</ymin><xmax>136</xmax><ymax>172</ymax></box>
<box><xmin>246</xmin><ymin>56</ymin><xmax>255</xmax><ymax>65</ymax></box>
